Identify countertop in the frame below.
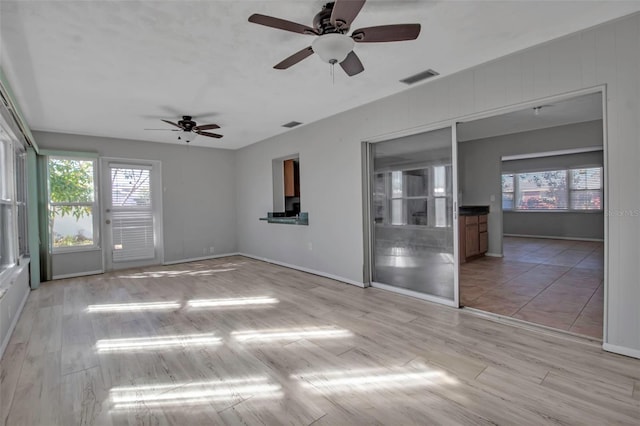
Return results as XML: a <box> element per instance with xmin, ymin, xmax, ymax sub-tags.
<box><xmin>459</xmin><ymin>205</ymin><xmax>490</xmax><ymax>216</ymax></box>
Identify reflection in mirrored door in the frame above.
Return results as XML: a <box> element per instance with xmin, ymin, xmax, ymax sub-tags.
<box><xmin>370</xmin><ymin>127</ymin><xmax>457</xmax><ymax>303</ymax></box>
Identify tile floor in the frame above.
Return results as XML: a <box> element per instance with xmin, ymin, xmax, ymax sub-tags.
<box><xmin>460</xmin><ymin>237</ymin><xmax>604</xmax><ymax>339</ymax></box>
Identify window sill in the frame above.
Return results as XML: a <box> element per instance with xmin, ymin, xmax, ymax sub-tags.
<box><xmin>504</xmin><ymin>210</ymin><xmax>603</xmax><ymax>214</ymax></box>
<box><xmin>0</xmin><ymin>261</ymin><xmax>30</xmax><ymax>298</ymax></box>
<box><xmin>51</xmin><ymin>246</ymin><xmax>102</xmax><ymax>255</ymax></box>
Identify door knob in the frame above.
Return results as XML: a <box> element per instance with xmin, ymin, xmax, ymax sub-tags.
<box><xmin>105</xmin><ymin>220</ymin><xmax>111</xmax><ymax>225</ymax></box>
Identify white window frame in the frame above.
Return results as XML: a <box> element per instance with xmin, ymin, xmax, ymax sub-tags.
<box><xmin>379</xmin><ymin>164</ymin><xmax>452</xmax><ymax>228</ymax></box>
<box><xmin>47</xmin><ymin>155</ymin><xmax>100</xmax><ymax>253</ymax></box>
<box><xmin>15</xmin><ymin>145</ymin><xmax>28</xmax><ymax>258</ymax></box>
<box><xmin>0</xmin><ymin>129</ymin><xmax>16</xmax><ymax>273</ymax></box>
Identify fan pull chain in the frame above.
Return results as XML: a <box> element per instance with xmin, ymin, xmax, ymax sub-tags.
<box><xmin>331</xmin><ymin>63</ymin><xmax>335</xmax><ymax>85</ymax></box>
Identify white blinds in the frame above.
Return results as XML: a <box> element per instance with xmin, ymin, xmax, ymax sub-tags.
<box><xmin>110</xmin><ymin>166</ymin><xmax>154</xmax><ymax>262</ymax></box>
<box><xmin>111</xmin><ymin>210</ymin><xmax>154</xmax><ymax>262</ymax></box>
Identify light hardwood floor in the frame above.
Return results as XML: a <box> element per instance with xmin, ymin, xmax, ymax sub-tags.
<box><xmin>2</xmin><ymin>256</ymin><xmax>639</xmax><ymax>425</ymax></box>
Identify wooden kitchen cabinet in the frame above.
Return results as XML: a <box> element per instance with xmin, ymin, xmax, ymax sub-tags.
<box><xmin>283</xmin><ymin>159</ymin><xmax>299</xmax><ymax>197</ymax></box>
<box><xmin>459</xmin><ymin>214</ymin><xmax>488</xmax><ymax>263</ymax></box>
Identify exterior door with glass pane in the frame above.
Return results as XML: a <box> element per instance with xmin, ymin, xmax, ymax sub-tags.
<box><xmin>102</xmin><ymin>159</ymin><xmax>163</xmax><ymax>270</ymax></box>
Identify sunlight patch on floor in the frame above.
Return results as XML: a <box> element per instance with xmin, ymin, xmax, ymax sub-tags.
<box><xmin>187</xmin><ymin>296</ymin><xmax>279</xmax><ymax>308</ymax></box>
<box><xmin>231</xmin><ymin>326</ymin><xmax>353</xmax><ymax>343</ymax></box>
<box><xmin>109</xmin><ymin>376</ymin><xmax>282</xmax><ymax>410</ymax></box>
<box><xmin>86</xmin><ymin>301</ymin><xmax>181</xmax><ymax>312</ymax></box>
<box><xmin>291</xmin><ymin>366</ymin><xmax>458</xmax><ymax>394</ymax></box>
<box><xmin>96</xmin><ymin>333</ymin><xmax>222</xmax><ymax>352</ymax></box>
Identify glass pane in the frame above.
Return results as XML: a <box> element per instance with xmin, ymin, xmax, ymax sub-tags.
<box><xmin>434</xmin><ymin>166</ymin><xmax>446</xmax><ymax>195</ymax></box>
<box><xmin>407</xmin><ymin>199</ymin><xmax>428</xmax><ymax>225</ymax></box>
<box><xmin>18</xmin><ymin>203</ymin><xmax>28</xmax><ymax>256</ymax></box>
<box><xmin>516</xmin><ymin>170</ymin><xmax>567</xmax><ymax>210</ymax></box>
<box><xmin>570</xmin><ymin>190</ymin><xmax>602</xmax><ymax>210</ymax></box>
<box><xmin>111</xmin><ymin>168</ymin><xmax>151</xmax><ymax>207</ymax></box>
<box><xmin>51</xmin><ymin>206</ymin><xmax>94</xmax><ymax>248</ymax></box>
<box><xmin>371</xmin><ymin>127</ymin><xmax>454</xmax><ymax>301</ymax></box>
<box><xmin>0</xmin><ymin>204</ymin><xmax>14</xmax><ymax>268</ymax></box>
<box><xmin>373</xmin><ymin>173</ymin><xmax>385</xmax><ymax>224</ymax></box>
<box><xmin>0</xmin><ymin>136</ymin><xmax>10</xmax><ymax>201</ymax></box>
<box><xmin>405</xmin><ymin>169</ymin><xmax>429</xmax><ymax>197</ymax></box>
<box><xmin>502</xmin><ymin>192</ymin><xmax>514</xmax><ymax>210</ymax></box>
<box><xmin>48</xmin><ymin>158</ymin><xmax>95</xmax><ymax>203</ymax></box>
<box><xmin>391</xmin><ymin>170</ymin><xmax>403</xmax><ymax>197</ymax></box>
<box><xmin>435</xmin><ymin>198</ymin><xmax>447</xmax><ymax>227</ymax></box>
<box><xmin>571</xmin><ymin>168</ymin><xmax>602</xmax><ymax>190</ymax></box>
<box><xmin>502</xmin><ymin>173</ymin><xmax>514</xmax><ymax>192</ymax></box>
<box><xmin>391</xmin><ymin>199</ymin><xmax>403</xmax><ymax>225</ymax></box>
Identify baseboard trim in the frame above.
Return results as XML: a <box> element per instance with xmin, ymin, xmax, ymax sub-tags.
<box><xmin>504</xmin><ymin>234</ymin><xmax>604</xmax><ymax>242</ymax></box>
<box><xmin>0</xmin><ymin>285</ymin><xmax>29</xmax><ymax>360</ymax></box>
<box><xmin>485</xmin><ymin>252</ymin><xmax>503</xmax><ymax>258</ymax></box>
<box><xmin>602</xmin><ymin>343</ymin><xmax>640</xmax><ymax>359</ymax></box>
<box><xmin>163</xmin><ymin>253</ymin><xmax>241</xmax><ymax>265</ymax></box>
<box><xmin>238</xmin><ymin>253</ymin><xmax>365</xmax><ymax>288</ymax></box>
<box><xmin>52</xmin><ymin>270</ymin><xmax>103</xmax><ymax>280</ymax></box>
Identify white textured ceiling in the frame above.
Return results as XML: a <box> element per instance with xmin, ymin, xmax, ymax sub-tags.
<box><xmin>458</xmin><ymin>92</ymin><xmax>603</xmax><ymax>142</ymax></box>
<box><xmin>1</xmin><ymin>1</ymin><xmax>638</xmax><ymax>150</ymax></box>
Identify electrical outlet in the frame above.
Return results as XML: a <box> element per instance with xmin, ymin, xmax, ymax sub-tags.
<box><xmin>308</xmin><ymin>242</ymin><xmax>312</xmax><ymax>251</ymax></box>
<box><xmin>203</xmin><ymin>247</ymin><xmax>207</xmax><ymax>255</ymax></box>
<box><xmin>209</xmin><ymin>246</ymin><xmax>215</xmax><ymax>254</ymax></box>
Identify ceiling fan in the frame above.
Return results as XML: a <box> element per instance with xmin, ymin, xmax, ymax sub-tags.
<box><xmin>248</xmin><ymin>0</ymin><xmax>421</xmax><ymax>76</ymax></box>
<box><xmin>146</xmin><ymin>115</ymin><xmax>223</xmax><ymax>141</ymax></box>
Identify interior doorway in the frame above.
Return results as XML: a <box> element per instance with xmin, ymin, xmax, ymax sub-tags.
<box><xmin>456</xmin><ymin>91</ymin><xmax>606</xmax><ymax>339</ymax></box>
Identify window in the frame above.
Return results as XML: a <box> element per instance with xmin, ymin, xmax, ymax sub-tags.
<box><xmin>501</xmin><ymin>167</ymin><xmax>602</xmax><ymax>211</ymax></box>
<box><xmin>15</xmin><ymin>146</ymin><xmax>28</xmax><ymax>257</ymax></box>
<box><xmin>375</xmin><ymin>165</ymin><xmax>451</xmax><ymax>227</ymax></box>
<box><xmin>0</xmin><ymin>131</ymin><xmax>14</xmax><ymax>270</ymax></box>
<box><xmin>48</xmin><ymin>156</ymin><xmax>98</xmax><ymax>250</ymax></box>
<box><xmin>501</xmin><ymin>173</ymin><xmax>514</xmax><ymax>210</ymax></box>
<box><xmin>570</xmin><ymin>168</ymin><xmax>602</xmax><ymax>210</ymax></box>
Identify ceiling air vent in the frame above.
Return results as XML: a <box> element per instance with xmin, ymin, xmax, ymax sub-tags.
<box><xmin>400</xmin><ymin>69</ymin><xmax>439</xmax><ymax>85</ymax></box>
<box><xmin>282</xmin><ymin>121</ymin><xmax>303</xmax><ymax>128</ymax></box>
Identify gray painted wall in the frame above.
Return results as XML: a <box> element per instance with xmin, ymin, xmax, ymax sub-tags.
<box><xmin>459</xmin><ymin>120</ymin><xmax>604</xmax><ymax>245</ymax></box>
<box><xmin>34</xmin><ymin>131</ymin><xmax>237</xmax><ymax>273</ymax></box>
<box><xmin>235</xmin><ymin>14</ymin><xmax>640</xmax><ymax>356</ymax></box>
<box><xmin>503</xmin><ymin>211</ymin><xmax>603</xmax><ymax>240</ymax></box>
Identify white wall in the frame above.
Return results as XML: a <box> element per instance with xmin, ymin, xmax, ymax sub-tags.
<box><xmin>0</xmin><ymin>262</ymin><xmax>29</xmax><ymax>358</ymax></box>
<box><xmin>235</xmin><ymin>13</ymin><xmax>640</xmax><ymax>357</ymax></box>
<box><xmin>34</xmin><ymin>131</ymin><xmax>238</xmax><ymax>268</ymax></box>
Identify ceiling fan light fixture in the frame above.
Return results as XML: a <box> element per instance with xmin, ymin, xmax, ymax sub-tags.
<box><xmin>312</xmin><ymin>33</ymin><xmax>354</xmax><ymax>64</ymax></box>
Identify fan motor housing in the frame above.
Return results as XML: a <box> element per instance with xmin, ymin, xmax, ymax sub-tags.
<box><xmin>178</xmin><ymin>115</ymin><xmax>196</xmax><ymax>131</ymax></box>
<box><xmin>314</xmin><ymin>2</ymin><xmax>347</xmax><ymax>34</ymax></box>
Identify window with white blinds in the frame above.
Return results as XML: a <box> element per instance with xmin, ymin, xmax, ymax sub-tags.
<box><xmin>110</xmin><ymin>165</ymin><xmax>154</xmax><ymax>262</ymax></box>
<box><xmin>501</xmin><ymin>167</ymin><xmax>602</xmax><ymax>211</ymax></box>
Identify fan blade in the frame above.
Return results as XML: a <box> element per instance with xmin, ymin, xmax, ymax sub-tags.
<box><xmin>352</xmin><ymin>24</ymin><xmax>421</xmax><ymax>43</ymax></box>
<box><xmin>193</xmin><ymin>124</ymin><xmax>220</xmax><ymax>131</ymax></box>
<box><xmin>196</xmin><ymin>131</ymin><xmax>223</xmax><ymax>139</ymax></box>
<box><xmin>340</xmin><ymin>51</ymin><xmax>364</xmax><ymax>76</ymax></box>
<box><xmin>161</xmin><ymin>119</ymin><xmax>184</xmax><ymax>129</ymax></box>
<box><xmin>248</xmin><ymin>14</ymin><xmax>317</xmax><ymax>35</ymax></box>
<box><xmin>274</xmin><ymin>46</ymin><xmax>314</xmax><ymax>70</ymax></box>
<box><xmin>144</xmin><ymin>129</ymin><xmax>180</xmax><ymax>131</ymax></box>
<box><xmin>331</xmin><ymin>0</ymin><xmax>366</xmax><ymax>28</ymax></box>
